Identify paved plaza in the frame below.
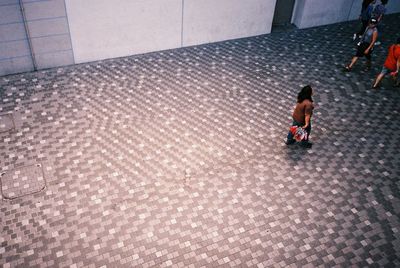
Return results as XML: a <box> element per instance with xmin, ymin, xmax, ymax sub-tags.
<box><xmin>1</xmin><ymin>14</ymin><xmax>400</xmax><ymax>267</ymax></box>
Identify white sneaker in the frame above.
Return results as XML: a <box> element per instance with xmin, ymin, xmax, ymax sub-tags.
<box><xmin>375</xmin><ymin>41</ymin><xmax>381</xmax><ymax>45</ymax></box>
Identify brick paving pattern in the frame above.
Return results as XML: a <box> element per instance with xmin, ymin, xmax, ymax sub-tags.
<box><xmin>1</xmin><ymin>14</ymin><xmax>400</xmax><ymax>267</ymax></box>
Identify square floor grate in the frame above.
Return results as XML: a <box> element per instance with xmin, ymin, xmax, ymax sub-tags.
<box><xmin>0</xmin><ymin>113</ymin><xmax>15</xmax><ymax>133</ymax></box>
<box><xmin>1</xmin><ymin>163</ymin><xmax>46</xmax><ymax>199</ymax></box>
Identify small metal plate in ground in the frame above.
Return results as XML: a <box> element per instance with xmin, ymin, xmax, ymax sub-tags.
<box><xmin>1</xmin><ymin>163</ymin><xmax>46</xmax><ymax>199</ymax></box>
<box><xmin>0</xmin><ymin>113</ymin><xmax>15</xmax><ymax>133</ymax></box>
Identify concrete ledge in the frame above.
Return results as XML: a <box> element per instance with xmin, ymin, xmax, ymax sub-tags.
<box><xmin>27</xmin><ymin>17</ymin><xmax>69</xmax><ymax>38</ymax></box>
<box><xmin>0</xmin><ymin>56</ymin><xmax>33</xmax><ymax>76</ymax></box>
<box><xmin>34</xmin><ymin>49</ymin><xmax>74</xmax><ymax>69</ymax></box>
<box><xmin>0</xmin><ymin>23</ymin><xmax>26</xmax><ymax>42</ymax></box>
<box><xmin>0</xmin><ymin>0</ymin><xmax>19</xmax><ymax>6</ymax></box>
<box><xmin>0</xmin><ymin>4</ymin><xmax>23</xmax><ymax>24</ymax></box>
<box><xmin>31</xmin><ymin>34</ymin><xmax>72</xmax><ymax>54</ymax></box>
<box><xmin>23</xmin><ymin>0</ymin><xmax>67</xmax><ymax>21</ymax></box>
<box><xmin>0</xmin><ymin>40</ymin><xmax>31</xmax><ymax>59</ymax></box>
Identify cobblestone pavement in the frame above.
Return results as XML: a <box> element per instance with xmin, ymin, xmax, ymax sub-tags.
<box><xmin>1</xmin><ymin>14</ymin><xmax>400</xmax><ymax>267</ymax></box>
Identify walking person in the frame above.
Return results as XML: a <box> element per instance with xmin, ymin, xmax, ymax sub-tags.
<box><xmin>353</xmin><ymin>0</ymin><xmax>375</xmax><ymax>41</ymax></box>
<box><xmin>285</xmin><ymin>85</ymin><xmax>314</xmax><ymax>148</ymax></box>
<box><xmin>345</xmin><ymin>18</ymin><xmax>378</xmax><ymax>72</ymax></box>
<box><xmin>372</xmin><ymin>37</ymin><xmax>400</xmax><ymax>89</ymax></box>
<box><xmin>372</xmin><ymin>0</ymin><xmax>388</xmax><ymax>45</ymax></box>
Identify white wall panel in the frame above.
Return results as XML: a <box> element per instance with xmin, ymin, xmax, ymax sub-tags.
<box><xmin>183</xmin><ymin>0</ymin><xmax>277</xmax><ymax>46</ymax></box>
<box><xmin>65</xmin><ymin>0</ymin><xmax>182</xmax><ymax>63</ymax></box>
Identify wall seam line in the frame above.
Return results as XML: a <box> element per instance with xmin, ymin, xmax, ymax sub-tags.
<box><xmin>25</xmin><ymin>16</ymin><xmax>67</xmax><ymax>23</ymax></box>
<box><xmin>33</xmin><ymin>48</ymin><xmax>73</xmax><ymax>56</ymax></box>
<box><xmin>181</xmin><ymin>0</ymin><xmax>184</xmax><ymax>47</ymax></box>
<box><xmin>63</xmin><ymin>0</ymin><xmax>75</xmax><ymax>64</ymax></box>
<box><xmin>19</xmin><ymin>0</ymin><xmax>37</xmax><ymax>71</ymax></box>
<box><xmin>30</xmin><ymin>33</ymin><xmax>71</xmax><ymax>40</ymax></box>
<box><xmin>0</xmin><ymin>38</ymin><xmax>29</xmax><ymax>44</ymax></box>
<box><xmin>0</xmin><ymin>54</ymin><xmax>32</xmax><ymax>62</ymax></box>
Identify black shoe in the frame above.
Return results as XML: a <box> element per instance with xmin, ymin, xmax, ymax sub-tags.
<box><xmin>301</xmin><ymin>141</ymin><xmax>313</xmax><ymax>148</ymax></box>
<box><xmin>344</xmin><ymin>65</ymin><xmax>352</xmax><ymax>72</ymax></box>
<box><xmin>285</xmin><ymin>139</ymin><xmax>296</xmax><ymax>145</ymax></box>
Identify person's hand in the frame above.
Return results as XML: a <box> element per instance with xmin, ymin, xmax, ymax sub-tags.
<box><xmin>364</xmin><ymin>48</ymin><xmax>370</xmax><ymax>55</ymax></box>
<box><xmin>390</xmin><ymin>70</ymin><xmax>398</xmax><ymax>77</ymax></box>
<box><xmin>302</xmin><ymin>124</ymin><xmax>308</xmax><ymax>129</ymax></box>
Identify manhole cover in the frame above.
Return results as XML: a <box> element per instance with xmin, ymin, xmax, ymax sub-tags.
<box><xmin>0</xmin><ymin>113</ymin><xmax>15</xmax><ymax>133</ymax></box>
<box><xmin>1</xmin><ymin>163</ymin><xmax>46</xmax><ymax>199</ymax></box>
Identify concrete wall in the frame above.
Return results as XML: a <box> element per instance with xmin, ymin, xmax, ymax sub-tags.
<box><xmin>23</xmin><ymin>0</ymin><xmax>74</xmax><ymax>69</ymax></box>
<box><xmin>65</xmin><ymin>0</ymin><xmax>182</xmax><ymax>64</ymax></box>
<box><xmin>183</xmin><ymin>0</ymin><xmax>276</xmax><ymax>46</ymax></box>
<box><xmin>65</xmin><ymin>0</ymin><xmax>276</xmax><ymax>63</ymax></box>
<box><xmin>293</xmin><ymin>0</ymin><xmax>400</xmax><ymax>29</ymax></box>
<box><xmin>0</xmin><ymin>0</ymin><xmax>34</xmax><ymax>76</ymax></box>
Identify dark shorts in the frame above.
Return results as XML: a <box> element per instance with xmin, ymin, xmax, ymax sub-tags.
<box><xmin>380</xmin><ymin>66</ymin><xmax>392</xmax><ymax>75</ymax></box>
<box><xmin>355</xmin><ymin>42</ymin><xmax>373</xmax><ymax>59</ymax></box>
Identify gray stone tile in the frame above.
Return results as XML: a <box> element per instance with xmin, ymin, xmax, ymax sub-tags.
<box><xmin>23</xmin><ymin>0</ymin><xmax>66</xmax><ymax>21</ymax></box>
<box><xmin>0</xmin><ymin>55</ymin><xmax>33</xmax><ymax>77</ymax></box>
<box><xmin>34</xmin><ymin>49</ymin><xmax>74</xmax><ymax>69</ymax></box>
<box><xmin>0</xmin><ymin>4</ymin><xmax>22</xmax><ymax>24</ymax></box>
<box><xmin>30</xmin><ymin>34</ymin><xmax>72</xmax><ymax>54</ymax></box>
<box><xmin>0</xmin><ymin>23</ymin><xmax>26</xmax><ymax>42</ymax></box>
<box><xmin>27</xmin><ymin>17</ymin><xmax>70</xmax><ymax>38</ymax></box>
<box><xmin>0</xmin><ymin>39</ymin><xmax>31</xmax><ymax>59</ymax></box>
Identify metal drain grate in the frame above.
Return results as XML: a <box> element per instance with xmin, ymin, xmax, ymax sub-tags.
<box><xmin>0</xmin><ymin>113</ymin><xmax>15</xmax><ymax>133</ymax></box>
<box><xmin>1</xmin><ymin>163</ymin><xmax>46</xmax><ymax>199</ymax></box>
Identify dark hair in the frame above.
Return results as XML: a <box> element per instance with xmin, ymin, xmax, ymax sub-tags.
<box><xmin>381</xmin><ymin>0</ymin><xmax>388</xmax><ymax>5</ymax></box>
<box><xmin>297</xmin><ymin>85</ymin><xmax>313</xmax><ymax>103</ymax></box>
<box><xmin>397</xmin><ymin>37</ymin><xmax>400</xmax><ymax>44</ymax></box>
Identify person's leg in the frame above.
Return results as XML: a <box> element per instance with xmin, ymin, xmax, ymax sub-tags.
<box><xmin>373</xmin><ymin>73</ymin><xmax>386</xmax><ymax>88</ymax></box>
<box><xmin>305</xmin><ymin>123</ymin><xmax>311</xmax><ymax>141</ymax></box>
<box><xmin>346</xmin><ymin>56</ymin><xmax>359</xmax><ymax>71</ymax></box>
<box><xmin>286</xmin><ymin>120</ymin><xmax>301</xmax><ymax>145</ymax></box>
<box><xmin>346</xmin><ymin>42</ymin><xmax>368</xmax><ymax>71</ymax></box>
<box><xmin>286</xmin><ymin>130</ymin><xmax>295</xmax><ymax>145</ymax></box>
<box><xmin>300</xmin><ymin>123</ymin><xmax>312</xmax><ymax>148</ymax></box>
<box><xmin>373</xmin><ymin>67</ymin><xmax>390</xmax><ymax>88</ymax></box>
